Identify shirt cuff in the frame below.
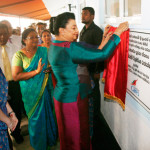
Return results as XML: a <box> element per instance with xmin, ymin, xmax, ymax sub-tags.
<box><xmin>110</xmin><ymin>34</ymin><xmax>121</xmax><ymax>45</ymax></box>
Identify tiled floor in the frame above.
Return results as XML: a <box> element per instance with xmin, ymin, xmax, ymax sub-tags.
<box><xmin>11</xmin><ymin>117</ymin><xmax>34</xmax><ymax>150</ymax></box>
<box><xmin>11</xmin><ymin>117</ymin><xmax>60</xmax><ymax>150</ymax></box>
<box><xmin>11</xmin><ymin>112</ymin><xmax>120</xmax><ymax>150</ymax></box>
<box><xmin>92</xmin><ymin>112</ymin><xmax>121</xmax><ymax>150</ymax></box>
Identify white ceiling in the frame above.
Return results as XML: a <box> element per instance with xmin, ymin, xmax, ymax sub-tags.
<box><xmin>42</xmin><ymin>0</ymin><xmax>69</xmax><ymax>16</ymax></box>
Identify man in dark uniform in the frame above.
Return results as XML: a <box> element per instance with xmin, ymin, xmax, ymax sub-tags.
<box><xmin>79</xmin><ymin>6</ymin><xmax>104</xmax><ymax>144</ymax></box>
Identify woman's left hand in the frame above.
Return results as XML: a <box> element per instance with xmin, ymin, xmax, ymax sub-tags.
<box><xmin>9</xmin><ymin>112</ymin><xmax>18</xmax><ymax>128</ymax></box>
<box><xmin>8</xmin><ymin>113</ymin><xmax>18</xmax><ymax>131</ymax></box>
<box><xmin>43</xmin><ymin>65</ymin><xmax>52</xmax><ymax>73</ymax></box>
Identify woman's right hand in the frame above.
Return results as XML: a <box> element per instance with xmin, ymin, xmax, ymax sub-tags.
<box><xmin>98</xmin><ymin>22</ymin><xmax>128</xmax><ymax>49</ymax></box>
<box><xmin>99</xmin><ymin>31</ymin><xmax>113</xmax><ymax>49</ymax></box>
<box><xmin>114</xmin><ymin>22</ymin><xmax>129</xmax><ymax>37</ymax></box>
<box><xmin>103</xmin><ymin>25</ymin><xmax>111</xmax><ymax>38</ymax></box>
<box><xmin>7</xmin><ymin>118</ymin><xmax>17</xmax><ymax>131</ymax></box>
<box><xmin>35</xmin><ymin>58</ymin><xmax>45</xmax><ymax>74</ymax></box>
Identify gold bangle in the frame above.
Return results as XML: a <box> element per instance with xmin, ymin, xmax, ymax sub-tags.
<box><xmin>113</xmin><ymin>32</ymin><xmax>121</xmax><ymax>36</ymax></box>
<box><xmin>35</xmin><ymin>70</ymin><xmax>38</xmax><ymax>74</ymax></box>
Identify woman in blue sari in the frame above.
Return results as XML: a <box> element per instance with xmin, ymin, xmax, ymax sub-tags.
<box><xmin>0</xmin><ymin>68</ymin><xmax>18</xmax><ymax>150</ymax></box>
<box><xmin>12</xmin><ymin>28</ymin><xmax>57</xmax><ymax>150</ymax></box>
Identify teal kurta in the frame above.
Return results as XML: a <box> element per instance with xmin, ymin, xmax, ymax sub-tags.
<box><xmin>48</xmin><ymin>34</ymin><xmax>120</xmax><ymax>150</ymax></box>
<box><xmin>48</xmin><ymin>34</ymin><xmax>120</xmax><ymax>103</ymax></box>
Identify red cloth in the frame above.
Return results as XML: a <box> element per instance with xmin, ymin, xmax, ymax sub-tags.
<box><xmin>51</xmin><ymin>72</ymin><xmax>57</xmax><ymax>88</ymax></box>
<box><xmin>102</xmin><ymin>27</ymin><xmax>129</xmax><ymax>110</ymax></box>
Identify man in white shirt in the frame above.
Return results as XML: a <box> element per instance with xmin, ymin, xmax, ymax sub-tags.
<box><xmin>0</xmin><ymin>23</ymin><xmax>24</xmax><ymax>144</ymax></box>
<box><xmin>0</xmin><ymin>42</ymin><xmax>19</xmax><ymax>72</ymax></box>
<box><xmin>0</xmin><ymin>20</ymin><xmax>22</xmax><ymax>50</ymax></box>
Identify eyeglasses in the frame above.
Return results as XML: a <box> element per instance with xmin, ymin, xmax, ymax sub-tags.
<box><xmin>42</xmin><ymin>35</ymin><xmax>51</xmax><ymax>38</ymax></box>
<box><xmin>26</xmin><ymin>36</ymin><xmax>39</xmax><ymax>40</ymax></box>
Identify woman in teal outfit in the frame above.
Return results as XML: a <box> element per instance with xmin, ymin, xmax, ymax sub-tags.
<box><xmin>12</xmin><ymin>28</ymin><xmax>57</xmax><ymax>150</ymax></box>
<box><xmin>48</xmin><ymin>12</ymin><xmax>128</xmax><ymax>150</ymax></box>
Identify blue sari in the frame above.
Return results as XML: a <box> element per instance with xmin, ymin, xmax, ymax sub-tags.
<box><xmin>0</xmin><ymin>68</ymin><xmax>9</xmax><ymax>150</ymax></box>
<box><xmin>19</xmin><ymin>47</ymin><xmax>57</xmax><ymax>150</ymax></box>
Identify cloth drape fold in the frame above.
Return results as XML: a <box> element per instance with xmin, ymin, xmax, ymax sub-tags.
<box><xmin>102</xmin><ymin>27</ymin><xmax>129</xmax><ymax>110</ymax></box>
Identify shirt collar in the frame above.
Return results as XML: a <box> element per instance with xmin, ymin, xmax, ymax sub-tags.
<box><xmin>6</xmin><ymin>41</ymin><xmax>11</xmax><ymax>48</ymax></box>
<box><xmin>4</xmin><ymin>41</ymin><xmax>13</xmax><ymax>49</ymax></box>
<box><xmin>83</xmin><ymin>21</ymin><xmax>95</xmax><ymax>31</ymax></box>
<box><xmin>0</xmin><ymin>41</ymin><xmax>11</xmax><ymax>49</ymax></box>
<box><xmin>53</xmin><ymin>40</ymin><xmax>67</xmax><ymax>43</ymax></box>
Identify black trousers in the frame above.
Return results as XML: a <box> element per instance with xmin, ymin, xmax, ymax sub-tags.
<box><xmin>91</xmin><ymin>78</ymin><xmax>101</xmax><ymax>149</ymax></box>
<box><xmin>7</xmin><ymin>130</ymin><xmax>13</xmax><ymax>150</ymax></box>
<box><xmin>8</xmin><ymin>81</ymin><xmax>23</xmax><ymax>137</ymax></box>
<box><xmin>92</xmin><ymin>78</ymin><xmax>101</xmax><ymax>123</ymax></box>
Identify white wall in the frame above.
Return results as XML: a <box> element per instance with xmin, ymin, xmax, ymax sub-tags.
<box><xmin>100</xmin><ymin>81</ymin><xmax>150</xmax><ymax>150</ymax></box>
<box><xmin>42</xmin><ymin>0</ymin><xmax>104</xmax><ymax>31</ymax></box>
<box><xmin>141</xmin><ymin>0</ymin><xmax>150</xmax><ymax>29</ymax></box>
<box><xmin>98</xmin><ymin>0</ymin><xmax>150</xmax><ymax>150</ymax></box>
<box><xmin>42</xmin><ymin>0</ymin><xmax>68</xmax><ymax>16</ymax></box>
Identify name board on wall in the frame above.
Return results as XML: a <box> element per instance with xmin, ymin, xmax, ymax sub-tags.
<box><xmin>127</xmin><ymin>30</ymin><xmax>150</xmax><ymax>112</ymax></box>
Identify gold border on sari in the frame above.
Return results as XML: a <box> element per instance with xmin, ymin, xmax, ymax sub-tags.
<box><xmin>28</xmin><ymin>73</ymin><xmax>49</xmax><ymax>119</ymax></box>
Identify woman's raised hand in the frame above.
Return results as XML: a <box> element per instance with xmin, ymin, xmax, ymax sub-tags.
<box><xmin>103</xmin><ymin>25</ymin><xmax>111</xmax><ymax>38</ymax></box>
<box><xmin>35</xmin><ymin>58</ymin><xmax>45</xmax><ymax>74</ymax></box>
<box><xmin>98</xmin><ymin>22</ymin><xmax>129</xmax><ymax>49</ymax></box>
<box><xmin>99</xmin><ymin>31</ymin><xmax>113</xmax><ymax>49</ymax></box>
<box><xmin>114</xmin><ymin>21</ymin><xmax>129</xmax><ymax>37</ymax></box>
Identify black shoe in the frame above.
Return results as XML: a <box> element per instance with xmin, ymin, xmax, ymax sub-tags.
<box><xmin>12</xmin><ymin>134</ymin><xmax>24</xmax><ymax>144</ymax></box>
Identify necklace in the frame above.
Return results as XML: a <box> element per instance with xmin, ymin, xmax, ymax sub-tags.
<box><xmin>25</xmin><ymin>48</ymin><xmax>32</xmax><ymax>53</ymax></box>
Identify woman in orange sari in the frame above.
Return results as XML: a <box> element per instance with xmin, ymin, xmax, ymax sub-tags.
<box><xmin>38</xmin><ymin>30</ymin><xmax>51</xmax><ymax>48</ymax></box>
<box><xmin>39</xmin><ymin>29</ymin><xmax>57</xmax><ymax>87</ymax></box>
